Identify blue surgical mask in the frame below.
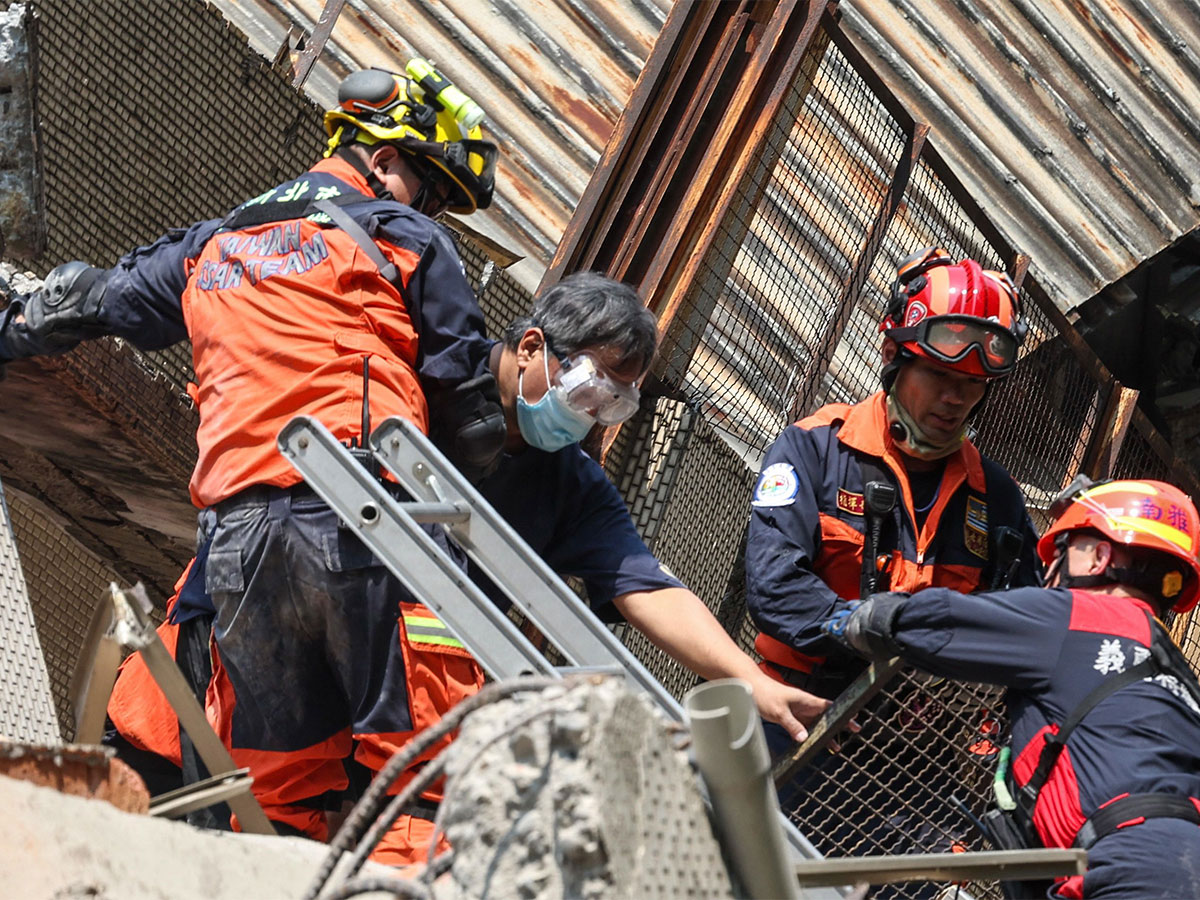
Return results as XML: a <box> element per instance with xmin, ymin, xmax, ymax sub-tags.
<box><xmin>516</xmin><ymin>350</ymin><xmax>596</xmax><ymax>451</ymax></box>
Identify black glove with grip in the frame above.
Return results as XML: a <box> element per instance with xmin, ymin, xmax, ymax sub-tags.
<box><xmin>16</xmin><ymin>261</ymin><xmax>110</xmax><ymax>352</ymax></box>
<box><xmin>822</xmin><ymin>592</ymin><xmax>910</xmax><ymax>659</ymax></box>
<box><xmin>428</xmin><ymin>372</ymin><xmax>508</xmax><ymax>483</ymax></box>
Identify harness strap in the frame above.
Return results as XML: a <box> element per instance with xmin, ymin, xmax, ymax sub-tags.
<box><xmin>1075</xmin><ymin>793</ymin><xmax>1200</xmax><ymax>850</ymax></box>
<box><xmin>1018</xmin><ymin>658</ymin><xmax>1157</xmax><ymax>817</ymax></box>
<box><xmin>313</xmin><ymin>199</ymin><xmax>401</xmax><ymax>287</ymax></box>
<box><xmin>1015</xmin><ymin>612</ymin><xmax>1200</xmax><ymax>834</ymax></box>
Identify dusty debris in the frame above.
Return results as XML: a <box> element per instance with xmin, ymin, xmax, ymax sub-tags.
<box><xmin>434</xmin><ymin>677</ymin><xmax>735</xmax><ymax>900</ymax></box>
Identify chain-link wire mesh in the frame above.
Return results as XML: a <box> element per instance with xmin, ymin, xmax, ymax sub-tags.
<box><xmin>5</xmin><ymin>491</ymin><xmax>130</xmax><ymax>742</ymax></box>
<box><xmin>6</xmin><ymin>1</ymin><xmax>1200</xmax><ymax>893</ymax></box>
<box><xmin>0</xmin><ymin>478</ymin><xmax>61</xmax><ymax>745</ymax></box>
<box><xmin>597</xmin><ymin>18</ymin><xmax>1200</xmax><ymax>900</ymax></box>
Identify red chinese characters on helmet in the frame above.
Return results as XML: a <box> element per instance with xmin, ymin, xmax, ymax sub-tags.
<box><xmin>1037</xmin><ymin>479</ymin><xmax>1200</xmax><ymax>613</ymax></box>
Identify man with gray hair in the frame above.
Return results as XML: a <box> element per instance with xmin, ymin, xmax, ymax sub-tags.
<box><xmin>103</xmin><ymin>270</ymin><xmax>830</xmax><ymax>864</ymax></box>
<box><xmin>479</xmin><ymin>272</ymin><xmax>822</xmax><ymax>733</ymax></box>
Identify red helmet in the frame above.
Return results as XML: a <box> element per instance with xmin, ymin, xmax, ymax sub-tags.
<box><xmin>1037</xmin><ymin>479</ymin><xmax>1200</xmax><ymax>613</ymax></box>
<box><xmin>881</xmin><ymin>247</ymin><xmax>1027</xmax><ymax>378</ymax></box>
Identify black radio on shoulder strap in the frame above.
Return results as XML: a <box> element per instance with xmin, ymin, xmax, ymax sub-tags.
<box><xmin>980</xmin><ymin>612</ymin><xmax>1200</xmax><ymax>898</ymax></box>
<box><xmin>858</xmin><ymin>458</ymin><xmax>897</xmax><ymax>599</ymax></box>
<box><xmin>989</xmin><ymin>526</ymin><xmax>1024</xmax><ymax>590</ymax></box>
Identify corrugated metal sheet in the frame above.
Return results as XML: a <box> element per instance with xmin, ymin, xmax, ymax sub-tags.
<box><xmin>209</xmin><ymin>0</ymin><xmax>670</xmax><ymax>293</ymax></box>
<box><xmin>839</xmin><ymin>0</ymin><xmax>1200</xmax><ymax>312</ymax></box>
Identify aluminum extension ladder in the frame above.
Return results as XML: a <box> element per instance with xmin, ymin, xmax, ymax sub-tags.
<box><xmin>275</xmin><ymin>414</ymin><xmax>832</xmax><ymax>875</ymax></box>
<box><xmin>278</xmin><ymin>416</ymin><xmax>1086</xmax><ymax>898</ymax></box>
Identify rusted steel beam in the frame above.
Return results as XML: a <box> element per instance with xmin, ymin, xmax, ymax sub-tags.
<box><xmin>1011</xmin><ymin>252</ymin><xmax>1031</xmax><ymax>288</ymax></box>
<box><xmin>545</xmin><ymin>0</ymin><xmax>833</xmax><ymax>314</ymax></box>
<box><xmin>641</xmin><ymin>0</ymin><xmax>830</xmax><ymax>320</ymax></box>
<box><xmin>292</xmin><ymin>0</ymin><xmax>347</xmax><ymax>91</ymax></box>
<box><xmin>1082</xmin><ymin>382</ymin><xmax>1139</xmax><ymax>480</ymax></box>
<box><xmin>541</xmin><ymin>1</ymin><xmax>723</xmax><ymax>287</ymax></box>
<box><xmin>559</xmin><ymin>0</ymin><xmax>835</xmax><ymax>465</ymax></box>
<box><xmin>608</xmin><ymin>8</ymin><xmax>754</xmax><ymax>284</ymax></box>
<box><xmin>790</xmin><ymin>120</ymin><xmax>930</xmax><ymax>420</ymax></box>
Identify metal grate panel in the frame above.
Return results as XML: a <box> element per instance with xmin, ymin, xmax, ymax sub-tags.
<box><xmin>0</xmin><ymin>478</ymin><xmax>61</xmax><ymax>745</ymax></box>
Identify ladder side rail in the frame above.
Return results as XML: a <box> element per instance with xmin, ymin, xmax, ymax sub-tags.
<box><xmin>286</xmin><ymin>415</ymin><xmax>832</xmax><ymax>873</ymax></box>
<box><xmin>372</xmin><ymin>417</ymin><xmax>843</xmax><ymax>874</ymax></box>
<box><xmin>369</xmin><ymin>416</ymin><xmax>683</xmax><ymax>719</ymax></box>
<box><xmin>277</xmin><ymin>417</ymin><xmax>557</xmax><ymax>680</ymax></box>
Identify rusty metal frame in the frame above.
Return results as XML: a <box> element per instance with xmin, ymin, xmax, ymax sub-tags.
<box><xmin>292</xmin><ymin>0</ymin><xmax>347</xmax><ymax>90</ymax></box>
<box><xmin>789</xmin><ymin>121</ymin><xmax>930</xmax><ymax>419</ymax></box>
<box><xmin>1081</xmin><ymin>383</ymin><xmax>1140</xmax><ymax>480</ymax></box>
<box><xmin>543</xmin><ymin>0</ymin><xmax>833</xmax><ymax>316</ymax></box>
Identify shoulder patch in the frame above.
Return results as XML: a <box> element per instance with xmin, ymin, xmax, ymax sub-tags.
<box><xmin>753</xmin><ymin>463</ymin><xmax>799</xmax><ymax>508</ymax></box>
<box><xmin>837</xmin><ymin>488</ymin><xmax>865</xmax><ymax>516</ymax></box>
<box><xmin>965</xmin><ymin>496</ymin><xmax>988</xmax><ymax>560</ymax></box>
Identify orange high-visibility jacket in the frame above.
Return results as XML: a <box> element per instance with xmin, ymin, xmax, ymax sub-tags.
<box><xmin>92</xmin><ymin>156</ymin><xmax>490</xmax><ymax>507</ymax></box>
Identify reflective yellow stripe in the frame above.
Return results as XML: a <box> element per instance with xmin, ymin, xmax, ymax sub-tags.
<box><xmin>1089</xmin><ymin>481</ymin><xmax>1157</xmax><ymax>498</ymax></box>
<box><xmin>403</xmin><ymin>614</ymin><xmax>445</xmax><ymax>629</ymax></box>
<box><xmin>407</xmin><ymin>634</ymin><xmax>466</xmax><ymax>649</ymax></box>
<box><xmin>1108</xmin><ymin>516</ymin><xmax>1194</xmax><ymax>553</ymax></box>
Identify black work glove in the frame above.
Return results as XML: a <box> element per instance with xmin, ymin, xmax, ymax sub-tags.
<box><xmin>18</xmin><ymin>261</ymin><xmax>109</xmax><ymax>351</ymax></box>
<box><xmin>821</xmin><ymin>592</ymin><xmax>910</xmax><ymax>659</ymax></box>
<box><xmin>0</xmin><ymin>291</ymin><xmax>29</xmax><ymax>380</ymax></box>
<box><xmin>428</xmin><ymin>372</ymin><xmax>507</xmax><ymax>483</ymax></box>
<box><xmin>0</xmin><ymin>261</ymin><xmax>110</xmax><ymax>368</ymax></box>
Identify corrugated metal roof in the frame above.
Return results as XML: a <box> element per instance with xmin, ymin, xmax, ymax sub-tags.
<box><xmin>208</xmin><ymin>0</ymin><xmax>669</xmax><ymax>293</ymax></box>
<box><xmin>207</xmin><ymin>1</ymin><xmax>1200</xmax><ymax>314</ymax></box>
<box><xmin>839</xmin><ymin>0</ymin><xmax>1200</xmax><ymax>311</ymax></box>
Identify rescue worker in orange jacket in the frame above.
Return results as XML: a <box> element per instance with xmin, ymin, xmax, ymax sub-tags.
<box><xmin>746</xmin><ymin>247</ymin><xmax>1041</xmax><ymax>708</ymax></box>
<box><xmin>0</xmin><ymin>64</ymin><xmax>507</xmax><ymax>858</ymax></box>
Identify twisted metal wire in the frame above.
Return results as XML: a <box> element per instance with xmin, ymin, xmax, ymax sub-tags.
<box><xmin>304</xmin><ymin>676</ymin><xmax>560</xmax><ymax>900</ymax></box>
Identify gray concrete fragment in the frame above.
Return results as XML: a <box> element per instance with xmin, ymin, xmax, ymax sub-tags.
<box><xmin>435</xmin><ymin>678</ymin><xmax>735</xmax><ymax>900</ymax></box>
<box><xmin>0</xmin><ymin>774</ymin><xmax>399</xmax><ymax>899</ymax></box>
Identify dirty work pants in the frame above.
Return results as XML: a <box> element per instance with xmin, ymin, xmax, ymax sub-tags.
<box><xmin>204</xmin><ymin>483</ymin><xmax>484</xmax><ymax>863</ymax></box>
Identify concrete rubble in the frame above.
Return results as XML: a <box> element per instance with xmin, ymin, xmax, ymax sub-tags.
<box><xmin>433</xmin><ymin>677</ymin><xmax>735</xmax><ymax>900</ymax></box>
<box><xmin>0</xmin><ymin>773</ymin><xmax>399</xmax><ymax>900</ymax></box>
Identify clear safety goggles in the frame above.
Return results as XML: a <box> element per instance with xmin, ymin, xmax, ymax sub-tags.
<box><xmin>887</xmin><ymin>315</ymin><xmax>1019</xmax><ymax>375</ymax></box>
<box><xmin>550</xmin><ymin>350</ymin><xmax>641</xmax><ymax>426</ymax></box>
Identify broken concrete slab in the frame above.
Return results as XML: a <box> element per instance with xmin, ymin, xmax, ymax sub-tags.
<box><xmin>2</xmin><ymin>773</ymin><xmax>399</xmax><ymax>899</ymax></box>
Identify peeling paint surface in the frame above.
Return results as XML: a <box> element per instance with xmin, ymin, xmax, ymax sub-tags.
<box><xmin>841</xmin><ymin>0</ymin><xmax>1200</xmax><ymax>310</ymax></box>
<box><xmin>209</xmin><ymin>0</ymin><xmax>671</xmax><ymax>292</ymax></box>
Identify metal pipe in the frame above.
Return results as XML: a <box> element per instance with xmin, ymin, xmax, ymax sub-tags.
<box><xmin>685</xmin><ymin>678</ymin><xmax>800</xmax><ymax>900</ymax></box>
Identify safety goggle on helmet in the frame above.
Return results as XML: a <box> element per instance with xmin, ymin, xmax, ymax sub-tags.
<box><xmin>880</xmin><ymin>246</ymin><xmax>1028</xmax><ymax>377</ymax></box>
<box><xmin>323</xmin><ymin>62</ymin><xmax>497</xmax><ymax>214</ymax></box>
<box><xmin>545</xmin><ymin>340</ymin><xmax>642</xmax><ymax>426</ymax></box>
<box><xmin>1037</xmin><ymin>479</ymin><xmax>1200</xmax><ymax>613</ymax></box>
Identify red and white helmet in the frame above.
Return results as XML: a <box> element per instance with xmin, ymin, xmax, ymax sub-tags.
<box><xmin>881</xmin><ymin>247</ymin><xmax>1027</xmax><ymax>379</ymax></box>
<box><xmin>1038</xmin><ymin>479</ymin><xmax>1200</xmax><ymax>613</ymax></box>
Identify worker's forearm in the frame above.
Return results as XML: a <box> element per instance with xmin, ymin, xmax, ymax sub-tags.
<box><xmin>613</xmin><ymin>587</ymin><xmax>762</xmax><ymax>682</ymax></box>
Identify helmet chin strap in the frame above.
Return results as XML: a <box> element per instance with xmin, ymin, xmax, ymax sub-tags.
<box><xmin>885</xmin><ymin>388</ymin><xmax>966</xmax><ymax>461</ymax></box>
